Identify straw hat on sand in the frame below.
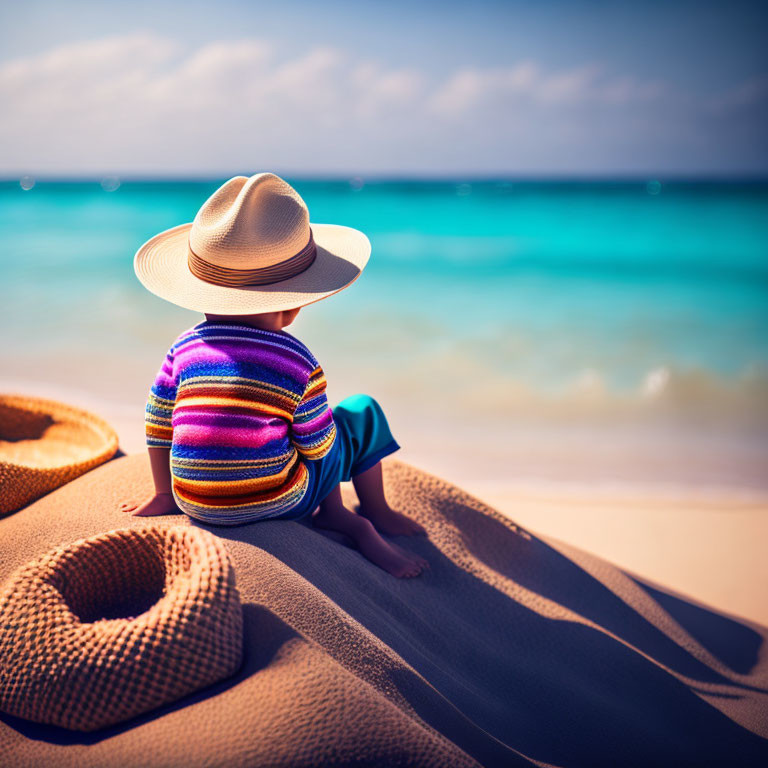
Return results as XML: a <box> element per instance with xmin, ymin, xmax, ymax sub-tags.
<box><xmin>0</xmin><ymin>394</ymin><xmax>119</xmax><ymax>516</ymax></box>
<box><xmin>0</xmin><ymin>525</ymin><xmax>243</xmax><ymax>731</ymax></box>
<box><xmin>134</xmin><ymin>172</ymin><xmax>371</xmax><ymax>314</ymax></box>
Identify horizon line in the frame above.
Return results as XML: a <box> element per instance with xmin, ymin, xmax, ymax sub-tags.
<box><xmin>2</xmin><ymin>172</ymin><xmax>768</xmax><ymax>184</ymax></box>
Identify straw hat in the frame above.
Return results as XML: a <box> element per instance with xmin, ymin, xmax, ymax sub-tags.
<box><xmin>0</xmin><ymin>525</ymin><xmax>243</xmax><ymax>731</ymax></box>
<box><xmin>0</xmin><ymin>394</ymin><xmax>119</xmax><ymax>516</ymax></box>
<box><xmin>134</xmin><ymin>172</ymin><xmax>371</xmax><ymax>314</ymax></box>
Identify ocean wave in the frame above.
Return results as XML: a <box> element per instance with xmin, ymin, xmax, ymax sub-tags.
<box><xmin>355</xmin><ymin>356</ymin><xmax>768</xmax><ymax>429</ymax></box>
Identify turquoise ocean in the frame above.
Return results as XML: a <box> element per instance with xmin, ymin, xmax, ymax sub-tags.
<box><xmin>2</xmin><ymin>179</ymin><xmax>767</xmax><ymax>490</ymax></box>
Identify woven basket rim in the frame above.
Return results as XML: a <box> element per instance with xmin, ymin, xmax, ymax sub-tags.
<box><xmin>1</xmin><ymin>524</ymin><xmax>232</xmax><ymax>627</ymax></box>
<box><xmin>0</xmin><ymin>523</ymin><xmax>243</xmax><ymax>731</ymax></box>
<box><xmin>0</xmin><ymin>392</ymin><xmax>119</xmax><ymax>471</ymax></box>
<box><xmin>22</xmin><ymin>525</ymin><xmax>220</xmax><ymax>625</ymax></box>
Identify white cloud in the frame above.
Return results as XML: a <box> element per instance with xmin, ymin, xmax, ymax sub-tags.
<box><xmin>427</xmin><ymin>63</ymin><xmax>538</xmax><ymax>115</ymax></box>
<box><xmin>0</xmin><ymin>34</ymin><xmax>674</xmax><ymax>174</ymax></box>
<box><xmin>1</xmin><ymin>34</ymin><xmax>177</xmax><ymax>105</ymax></box>
<box><xmin>708</xmin><ymin>75</ymin><xmax>768</xmax><ymax>112</ymax></box>
<box><xmin>427</xmin><ymin>61</ymin><xmax>661</xmax><ymax>116</ymax></box>
<box><xmin>537</xmin><ymin>65</ymin><xmax>598</xmax><ymax>104</ymax></box>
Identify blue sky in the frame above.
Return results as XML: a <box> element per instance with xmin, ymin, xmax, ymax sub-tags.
<box><xmin>0</xmin><ymin>0</ymin><xmax>766</xmax><ymax>176</ymax></box>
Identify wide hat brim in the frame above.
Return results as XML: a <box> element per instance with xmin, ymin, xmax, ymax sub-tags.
<box><xmin>134</xmin><ymin>222</ymin><xmax>371</xmax><ymax>314</ymax></box>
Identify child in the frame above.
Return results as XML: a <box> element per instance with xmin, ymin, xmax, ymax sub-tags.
<box><xmin>122</xmin><ymin>173</ymin><xmax>429</xmax><ymax>578</ymax></box>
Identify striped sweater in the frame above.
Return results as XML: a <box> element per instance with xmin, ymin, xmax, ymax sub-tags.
<box><xmin>145</xmin><ymin>320</ymin><xmax>337</xmax><ymax>524</ymax></box>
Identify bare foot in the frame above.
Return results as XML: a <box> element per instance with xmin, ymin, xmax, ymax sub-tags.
<box><xmin>358</xmin><ymin>503</ymin><xmax>427</xmax><ymax>537</ymax></box>
<box><xmin>358</xmin><ymin>535</ymin><xmax>425</xmax><ymax>578</ymax></box>
<box><xmin>120</xmin><ymin>493</ymin><xmax>179</xmax><ymax>517</ymax></box>
<box><xmin>390</xmin><ymin>540</ymin><xmax>430</xmax><ymax>571</ymax></box>
<box><xmin>313</xmin><ymin>506</ymin><xmax>426</xmax><ymax>578</ymax></box>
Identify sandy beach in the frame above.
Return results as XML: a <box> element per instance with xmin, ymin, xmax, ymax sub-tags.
<box><xmin>4</xmin><ymin>374</ymin><xmax>767</xmax><ymax>630</ymax></box>
<box><xmin>470</xmin><ymin>487</ymin><xmax>768</xmax><ymax>628</ymax></box>
<box><xmin>3</xmin><ymin>380</ymin><xmax>767</xmax><ymax>760</ymax></box>
<box><xmin>2</xmin><ymin>447</ymin><xmax>768</xmax><ymax>766</ymax></box>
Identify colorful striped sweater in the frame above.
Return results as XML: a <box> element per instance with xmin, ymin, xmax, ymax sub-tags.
<box><xmin>145</xmin><ymin>320</ymin><xmax>337</xmax><ymax>524</ymax></box>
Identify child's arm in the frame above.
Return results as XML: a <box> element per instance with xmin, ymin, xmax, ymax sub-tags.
<box><xmin>290</xmin><ymin>364</ymin><xmax>337</xmax><ymax>460</ymax></box>
<box><xmin>120</xmin><ymin>348</ymin><xmax>180</xmax><ymax>517</ymax></box>
<box><xmin>147</xmin><ymin>446</ymin><xmax>173</xmax><ymax>494</ymax></box>
<box><xmin>120</xmin><ymin>447</ymin><xmax>178</xmax><ymax>516</ymax></box>
<box><xmin>124</xmin><ymin>447</ymin><xmax>178</xmax><ymax>517</ymax></box>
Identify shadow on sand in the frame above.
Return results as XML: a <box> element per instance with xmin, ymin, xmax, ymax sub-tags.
<box><xmin>0</xmin><ymin>603</ymin><xmax>294</xmax><ymax>745</ymax></box>
<box><xmin>1</xmin><ymin>457</ymin><xmax>766</xmax><ymax>767</ymax></box>
<box><xmin>204</xmin><ymin>489</ymin><xmax>768</xmax><ymax>768</ymax></box>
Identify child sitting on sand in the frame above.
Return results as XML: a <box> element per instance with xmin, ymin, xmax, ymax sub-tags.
<box><xmin>122</xmin><ymin>173</ymin><xmax>428</xmax><ymax>578</ymax></box>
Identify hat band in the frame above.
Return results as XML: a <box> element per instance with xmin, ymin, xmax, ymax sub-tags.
<box><xmin>187</xmin><ymin>230</ymin><xmax>317</xmax><ymax>287</ymax></box>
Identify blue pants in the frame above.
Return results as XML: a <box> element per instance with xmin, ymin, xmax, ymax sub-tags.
<box><xmin>278</xmin><ymin>394</ymin><xmax>400</xmax><ymax>521</ymax></box>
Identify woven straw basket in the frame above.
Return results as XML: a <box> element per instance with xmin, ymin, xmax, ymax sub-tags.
<box><xmin>0</xmin><ymin>394</ymin><xmax>119</xmax><ymax>516</ymax></box>
<box><xmin>0</xmin><ymin>525</ymin><xmax>244</xmax><ymax>731</ymax></box>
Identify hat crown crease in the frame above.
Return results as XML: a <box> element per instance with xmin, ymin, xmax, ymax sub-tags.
<box><xmin>189</xmin><ymin>173</ymin><xmax>311</xmax><ymax>270</ymax></box>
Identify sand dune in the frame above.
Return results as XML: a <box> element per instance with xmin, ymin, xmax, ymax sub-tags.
<box><xmin>1</xmin><ymin>454</ymin><xmax>767</xmax><ymax>767</ymax></box>
<box><xmin>470</xmin><ymin>485</ymin><xmax>768</xmax><ymax>628</ymax></box>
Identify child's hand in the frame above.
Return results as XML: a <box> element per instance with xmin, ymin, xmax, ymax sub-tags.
<box><xmin>120</xmin><ymin>492</ymin><xmax>179</xmax><ymax>517</ymax></box>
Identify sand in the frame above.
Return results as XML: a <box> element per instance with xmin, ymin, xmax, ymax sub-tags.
<box><xmin>466</xmin><ymin>485</ymin><xmax>768</xmax><ymax>628</ymax></box>
<box><xmin>1</xmin><ymin>454</ymin><xmax>767</xmax><ymax>767</ymax></box>
<box><xmin>4</xmin><ymin>374</ymin><xmax>768</xmax><ymax>633</ymax></box>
